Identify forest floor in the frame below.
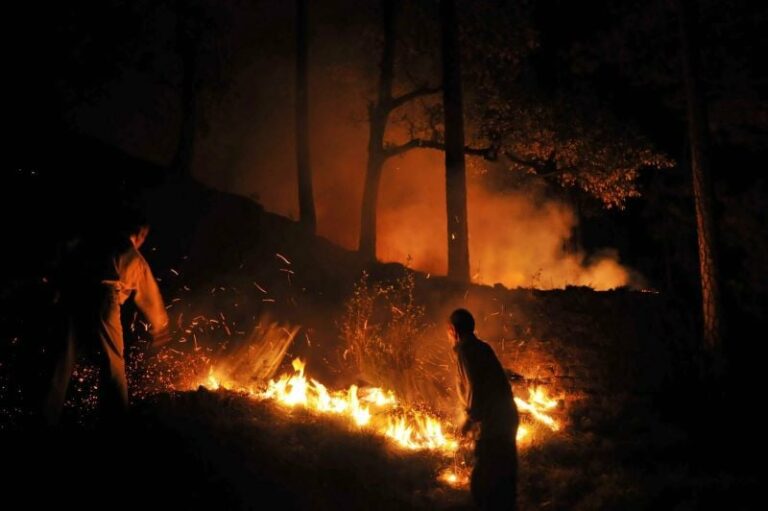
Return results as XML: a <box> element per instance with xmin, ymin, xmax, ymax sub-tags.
<box><xmin>0</xmin><ymin>173</ymin><xmax>761</xmax><ymax>511</ymax></box>
<box><xmin>3</xmin><ymin>385</ymin><xmax>758</xmax><ymax>511</ymax></box>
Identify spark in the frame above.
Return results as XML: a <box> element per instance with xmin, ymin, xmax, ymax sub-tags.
<box><xmin>276</xmin><ymin>253</ymin><xmax>292</xmax><ymax>265</ymax></box>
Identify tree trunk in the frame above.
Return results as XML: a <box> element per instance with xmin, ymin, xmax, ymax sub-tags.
<box><xmin>295</xmin><ymin>0</ymin><xmax>316</xmax><ymax>233</ymax></box>
<box><xmin>677</xmin><ymin>0</ymin><xmax>722</xmax><ymax>352</ymax></box>
<box><xmin>172</xmin><ymin>8</ymin><xmax>198</xmax><ymax>180</ymax></box>
<box><xmin>358</xmin><ymin>0</ymin><xmax>397</xmax><ymax>259</ymax></box>
<box><xmin>440</xmin><ymin>0</ymin><xmax>470</xmax><ymax>282</ymax></box>
<box><xmin>359</xmin><ymin>138</ymin><xmax>385</xmax><ymax>259</ymax></box>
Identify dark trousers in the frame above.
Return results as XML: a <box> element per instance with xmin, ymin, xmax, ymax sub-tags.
<box><xmin>471</xmin><ymin>435</ymin><xmax>518</xmax><ymax>511</ymax></box>
<box><xmin>43</xmin><ymin>289</ymin><xmax>128</xmax><ymax>424</ymax></box>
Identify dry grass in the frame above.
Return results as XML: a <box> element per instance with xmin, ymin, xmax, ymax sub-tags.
<box><xmin>340</xmin><ymin>271</ymin><xmax>437</xmax><ymax>404</ymax></box>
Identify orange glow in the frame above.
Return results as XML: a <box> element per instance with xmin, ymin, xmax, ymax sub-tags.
<box><xmin>214</xmin><ymin>67</ymin><xmax>634</xmax><ymax>291</ymax></box>
<box><xmin>515</xmin><ymin>387</ymin><xmax>561</xmax><ymax>432</ymax></box>
<box><xmin>208</xmin><ymin>357</ymin><xmax>459</xmax><ymax>452</ymax></box>
<box><xmin>377</xmin><ymin>150</ymin><xmax>633</xmax><ymax>290</ymax></box>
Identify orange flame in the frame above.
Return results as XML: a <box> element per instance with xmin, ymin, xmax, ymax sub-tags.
<box><xmin>200</xmin><ymin>358</ymin><xmax>562</xmax><ymax>462</ymax></box>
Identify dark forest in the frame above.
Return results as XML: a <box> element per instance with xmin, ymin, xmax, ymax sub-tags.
<box><xmin>2</xmin><ymin>1</ymin><xmax>765</xmax><ymax>509</ymax></box>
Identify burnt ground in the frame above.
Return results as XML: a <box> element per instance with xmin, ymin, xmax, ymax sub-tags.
<box><xmin>0</xmin><ymin>161</ymin><xmax>762</xmax><ymax>510</ymax></box>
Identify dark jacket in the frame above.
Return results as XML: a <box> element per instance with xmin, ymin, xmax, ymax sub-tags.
<box><xmin>455</xmin><ymin>335</ymin><xmax>519</xmax><ymax>440</ymax></box>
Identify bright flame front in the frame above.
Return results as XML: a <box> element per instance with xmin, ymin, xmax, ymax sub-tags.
<box><xmin>257</xmin><ymin>359</ymin><xmax>455</xmax><ymax>451</ymax></box>
<box><xmin>201</xmin><ymin>358</ymin><xmax>563</xmax><ymax>484</ymax></box>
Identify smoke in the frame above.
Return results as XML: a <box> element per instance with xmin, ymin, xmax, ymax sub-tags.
<box><xmin>467</xmin><ymin>184</ymin><xmax>636</xmax><ymax>290</ymax></box>
<box><xmin>63</xmin><ymin>0</ymin><xmax>637</xmax><ymax>290</ymax></box>
<box><xmin>188</xmin><ymin>22</ymin><xmax>636</xmax><ymax>290</ymax></box>
<box><xmin>374</xmin><ymin>148</ymin><xmax>635</xmax><ymax>290</ymax></box>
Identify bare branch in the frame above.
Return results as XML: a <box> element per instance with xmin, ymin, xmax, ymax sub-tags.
<box><xmin>465</xmin><ymin>145</ymin><xmax>495</xmax><ymax>157</ymax></box>
<box><xmin>501</xmin><ymin>149</ymin><xmax>578</xmax><ymax>178</ymax></box>
<box><xmin>537</xmin><ymin>167</ymin><xmax>577</xmax><ymax>179</ymax></box>
<box><xmin>501</xmin><ymin>149</ymin><xmax>549</xmax><ymax>172</ymax></box>
<box><xmin>390</xmin><ymin>85</ymin><xmax>442</xmax><ymax>110</ymax></box>
<box><xmin>383</xmin><ymin>138</ymin><xmax>496</xmax><ymax>159</ymax></box>
<box><xmin>383</xmin><ymin>139</ymin><xmax>426</xmax><ymax>157</ymax></box>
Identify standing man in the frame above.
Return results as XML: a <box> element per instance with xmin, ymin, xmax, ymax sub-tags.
<box><xmin>43</xmin><ymin>208</ymin><xmax>170</xmax><ymax>424</ymax></box>
<box><xmin>448</xmin><ymin>308</ymin><xmax>519</xmax><ymax>511</ymax></box>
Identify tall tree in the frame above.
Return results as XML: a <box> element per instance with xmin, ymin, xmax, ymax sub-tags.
<box><xmin>439</xmin><ymin>0</ymin><xmax>470</xmax><ymax>282</ymax></box>
<box><xmin>171</xmin><ymin>0</ymin><xmax>201</xmax><ymax>179</ymax></box>
<box><xmin>358</xmin><ymin>0</ymin><xmax>671</xmax><ymax>277</ymax></box>
<box><xmin>295</xmin><ymin>0</ymin><xmax>317</xmax><ymax>233</ymax></box>
<box><xmin>358</xmin><ymin>0</ymin><xmax>440</xmax><ymax>259</ymax></box>
<box><xmin>677</xmin><ymin>0</ymin><xmax>722</xmax><ymax>352</ymax></box>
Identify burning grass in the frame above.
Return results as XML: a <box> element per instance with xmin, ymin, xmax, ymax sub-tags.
<box><xmin>205</xmin><ymin>357</ymin><xmax>458</xmax><ymax>452</ymax></box>
<box><xmin>48</xmin><ymin>265</ymin><xmax>569</xmax><ymax>495</ymax></box>
<box><xmin>3</xmin><ymin>267</ymin><xmax>758</xmax><ymax>510</ymax></box>
<box><xmin>8</xmin><ymin>379</ymin><xmax>755</xmax><ymax>511</ymax></box>
<box><xmin>195</xmin><ymin>348</ymin><xmax>565</xmax><ymax>491</ymax></box>
<box><xmin>120</xmin><ymin>269</ymin><xmax>569</xmax><ymax>492</ymax></box>
<box><xmin>1</xmin><ymin>177</ymin><xmax>761</xmax><ymax>509</ymax></box>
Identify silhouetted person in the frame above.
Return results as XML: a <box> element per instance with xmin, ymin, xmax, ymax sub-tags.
<box><xmin>43</xmin><ymin>209</ymin><xmax>170</xmax><ymax>424</ymax></box>
<box><xmin>448</xmin><ymin>308</ymin><xmax>519</xmax><ymax>511</ymax></box>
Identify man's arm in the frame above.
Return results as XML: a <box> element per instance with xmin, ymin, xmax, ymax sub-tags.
<box><xmin>133</xmin><ymin>255</ymin><xmax>170</xmax><ymax>347</ymax></box>
<box><xmin>457</xmin><ymin>346</ymin><xmax>483</xmax><ymax>435</ymax></box>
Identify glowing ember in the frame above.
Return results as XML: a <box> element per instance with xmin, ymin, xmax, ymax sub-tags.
<box><xmin>439</xmin><ymin>468</ymin><xmax>469</xmax><ymax>487</ymax></box>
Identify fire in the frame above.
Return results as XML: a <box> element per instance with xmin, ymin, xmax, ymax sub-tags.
<box><xmin>206</xmin><ymin>367</ymin><xmax>220</xmax><ymax>391</ymax></box>
<box><xmin>439</xmin><ymin>468</ymin><xmax>469</xmax><ymax>487</ymax></box>
<box><xmin>259</xmin><ymin>358</ymin><xmax>455</xmax><ymax>450</ymax></box>
<box><xmin>385</xmin><ymin>414</ymin><xmax>458</xmax><ymax>451</ymax></box>
<box><xmin>200</xmin><ymin>357</ymin><xmax>562</xmax><ymax>462</ymax></box>
<box><xmin>193</xmin><ymin>350</ymin><xmax>563</xmax><ymax>488</ymax></box>
<box><xmin>515</xmin><ymin>387</ymin><xmax>561</xmax><ymax>432</ymax></box>
<box><xmin>517</xmin><ymin>424</ymin><xmax>530</xmax><ymax>442</ymax></box>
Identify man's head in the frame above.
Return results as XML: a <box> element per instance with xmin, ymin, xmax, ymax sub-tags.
<box><xmin>447</xmin><ymin>308</ymin><xmax>475</xmax><ymax>344</ymax></box>
<box><xmin>118</xmin><ymin>206</ymin><xmax>150</xmax><ymax>249</ymax></box>
<box><xmin>129</xmin><ymin>225</ymin><xmax>150</xmax><ymax>249</ymax></box>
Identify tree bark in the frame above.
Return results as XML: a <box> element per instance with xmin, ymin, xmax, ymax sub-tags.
<box><xmin>359</xmin><ymin>146</ymin><xmax>385</xmax><ymax>259</ymax></box>
<box><xmin>296</xmin><ymin>0</ymin><xmax>317</xmax><ymax>233</ymax></box>
<box><xmin>359</xmin><ymin>0</ymin><xmax>397</xmax><ymax>260</ymax></box>
<box><xmin>440</xmin><ymin>0</ymin><xmax>470</xmax><ymax>282</ymax></box>
<box><xmin>677</xmin><ymin>0</ymin><xmax>722</xmax><ymax>352</ymax></box>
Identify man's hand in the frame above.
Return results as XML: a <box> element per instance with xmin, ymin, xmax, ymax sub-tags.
<box><xmin>460</xmin><ymin>418</ymin><xmax>476</xmax><ymax>438</ymax></box>
<box><xmin>458</xmin><ymin>419</ymin><xmax>477</xmax><ymax>450</ymax></box>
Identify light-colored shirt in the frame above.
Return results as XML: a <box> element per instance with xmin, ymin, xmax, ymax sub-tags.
<box><xmin>101</xmin><ymin>244</ymin><xmax>169</xmax><ymax>336</ymax></box>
